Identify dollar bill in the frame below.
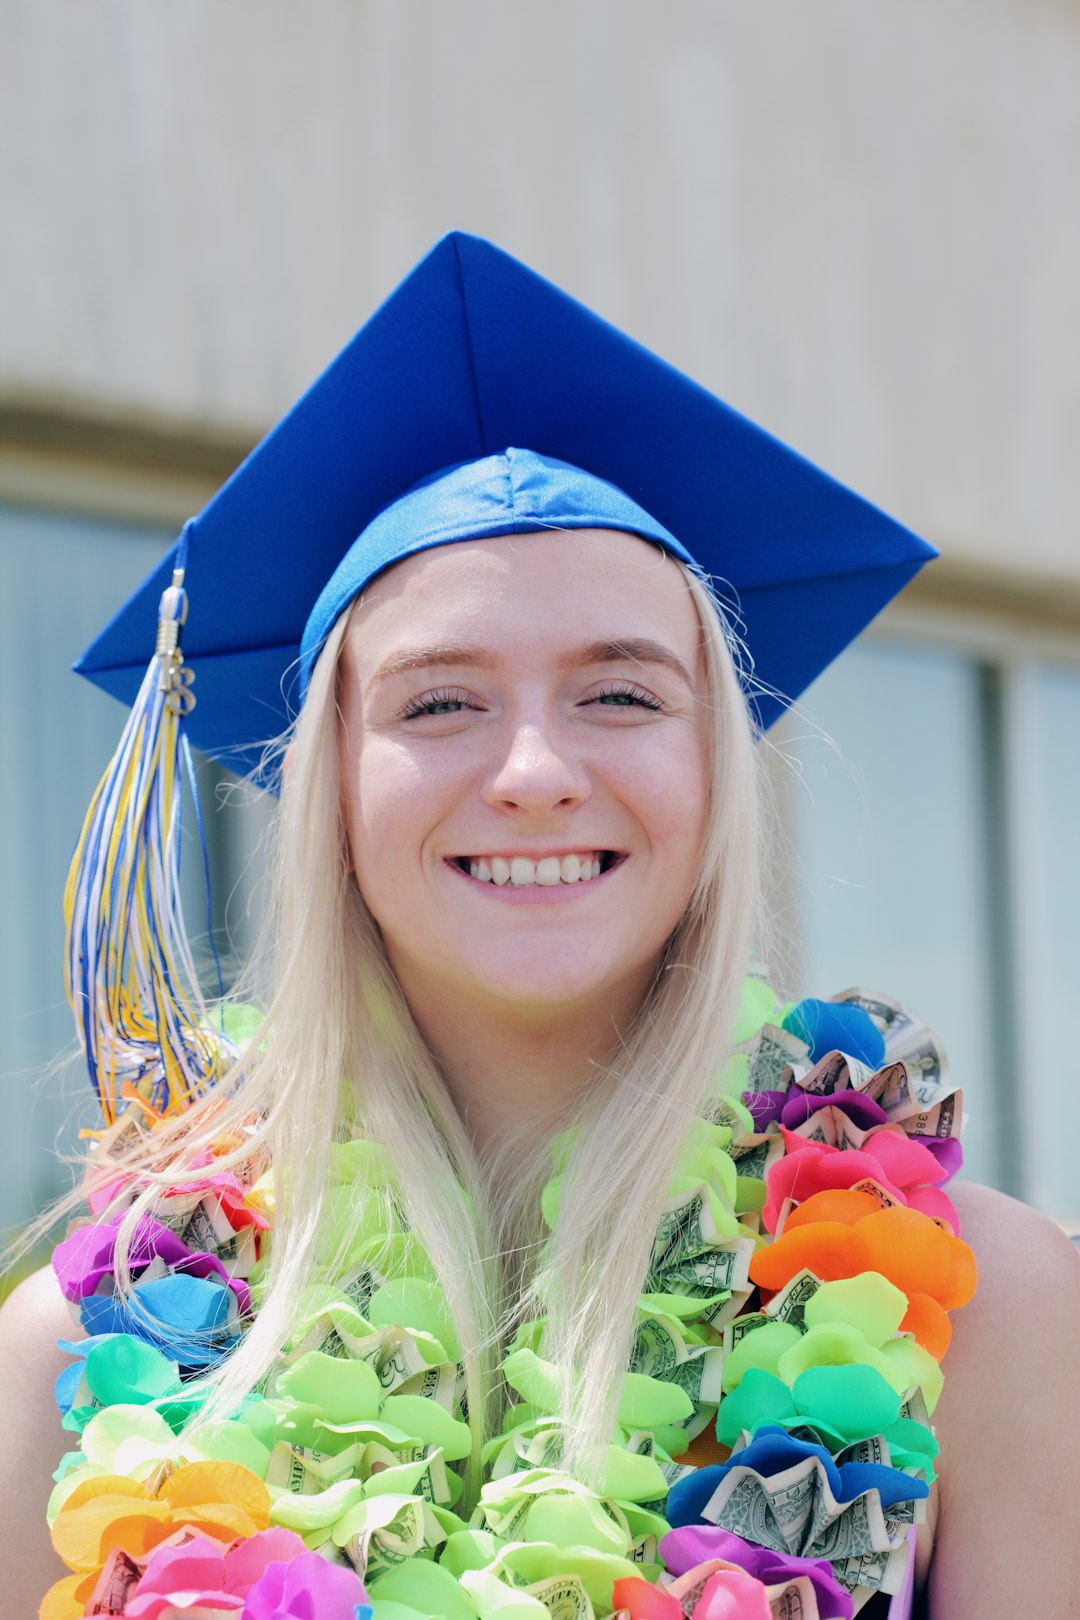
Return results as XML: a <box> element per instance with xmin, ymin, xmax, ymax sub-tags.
<box><xmin>745</xmin><ymin>1023</ymin><xmax>808</xmax><ymax>1092</ymax></box>
<box><xmin>845</xmin><ymin>1178</ymin><xmax>902</xmax><ymax>1210</ymax></box>
<box><xmin>665</xmin><ymin>1345</ymin><xmax>725</xmax><ymax>1405</ymax></box>
<box><xmin>94</xmin><ymin>1106</ymin><xmax>147</xmax><ymax>1164</ymax></box>
<box><xmin>840</xmin><ymin>1436</ymin><xmax>889</xmax><ymax>1469</ymax></box>
<box><xmin>839</xmin><ymin>989</ymin><xmax>950</xmax><ymax>1087</ymax></box>
<box><xmin>481</xmin><ymin>1487</ymin><xmax>537</xmax><ymax>1541</ymax></box>
<box><xmin>763</xmin><ymin>1269</ymin><xmax>822</xmax><ymax>1332</ymax></box>
<box><xmin>832</xmin><ymin>1539</ymin><xmax>911</xmax><ymax>1598</ymax></box>
<box><xmin>729</xmin><ymin>1134</ymin><xmax>784</xmax><ymax>1181</ymax></box>
<box><xmin>668</xmin><ymin>1567</ymin><xmax>715</xmax><ymax>1610</ymax></box>
<box><xmin>705</xmin><ymin>1463</ymin><xmax>815</xmax><ymax>1553</ymax></box>
<box><xmin>660</xmin><ymin>1236</ymin><xmax>754</xmax><ymax>1302</ymax></box>
<box><xmin>515</xmin><ymin>1575</ymin><xmax>594</xmax><ymax>1620</ymax></box>
<box><xmin>341</xmin><ymin>1263</ymin><xmax>383</xmax><ymax>1317</ymax></box>
<box><xmin>770</xmin><ymin>1579</ymin><xmax>815</xmax><ymax>1620</ymax></box>
<box><xmin>519</xmin><ymin>1427</ymin><xmax>568</xmax><ymax>1472</ymax></box>
<box><xmin>834</xmin><ymin>989</ymin><xmax>913</xmax><ymax>1046</ymax></box>
<box><xmin>284</xmin><ymin>1315</ymin><xmax>385</xmax><ymax>1366</ymax></box>
<box><xmin>179</xmin><ymin>1196</ymin><xmax>247</xmax><ymax>1269</ymax></box>
<box><xmin>885</xmin><ymin>1031</ymin><xmax>948</xmax><ymax>1093</ymax></box>
<box><xmin>791</xmin><ymin>1050</ymin><xmax>862</xmax><ymax>1096</ymax></box>
<box><xmin>631</xmin><ymin>1314</ymin><xmax>688</xmax><ymax>1379</ymax></box>
<box><xmin>701</xmin><ymin>1096</ymin><xmax>750</xmax><ymax>1135</ymax></box>
<box><xmin>651</xmin><ymin>1191</ymin><xmax>731</xmax><ymax>1276</ymax></box>
<box><xmin>149</xmin><ymin>1192</ymin><xmax>202</xmax><ymax>1236</ymax></box>
<box><xmin>703</xmin><ymin>1285</ymin><xmax>754</xmax><ymax>1330</ymax></box>
<box><xmin>343</xmin><ymin>1498</ymin><xmax>435</xmax><ymax>1582</ymax></box>
<box><xmin>315</xmin><ymin>1324</ymin><xmax>353</xmax><ymax>1359</ymax></box>
<box><xmin>377</xmin><ymin>1327</ymin><xmax>442</xmax><ymax>1391</ymax></box>
<box><xmin>629</xmin><ymin>1533</ymin><xmax>658</xmax><ymax>1565</ymax></box>
<box><xmin>395</xmin><ymin>1359</ymin><xmax>460</xmax><ymax>1411</ymax></box>
<box><xmin>702</xmin><ymin>1449</ymin><xmax>910</xmax><ymax>1563</ymax></box>
<box><xmin>86</xmin><ymin>1548</ymin><xmax>141</xmax><ymax>1614</ymax></box>
<box><xmin>861</xmin><ymin>1062</ymin><xmax>916</xmax><ymax>1118</ymax></box>
<box><xmin>901</xmin><ymin>1090</ymin><xmax>962</xmax><ymax>1140</ymax></box>
<box><xmin>785</xmin><ymin>1109</ymin><xmax>873</xmax><ymax>1152</ymax></box>
<box><xmin>900</xmin><ymin>1389</ymin><xmax>930</xmax><ymax>1430</ymax></box>
<box><xmin>364</xmin><ymin>1440</ymin><xmax>451</xmax><ymax>1505</ymax></box>
<box><xmin>805</xmin><ymin>1491</ymin><xmax>879</xmax><ymax>1561</ymax></box>
<box><xmin>266</xmin><ymin>1440</ymin><xmax>364</xmax><ymax>1494</ymax></box>
<box><xmin>723</xmin><ymin>1310</ymin><xmax>770</xmax><ymax>1353</ymax></box>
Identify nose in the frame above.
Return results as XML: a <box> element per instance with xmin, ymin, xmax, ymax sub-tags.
<box><xmin>483</xmin><ymin>719</ymin><xmax>592</xmax><ymax>815</ymax></box>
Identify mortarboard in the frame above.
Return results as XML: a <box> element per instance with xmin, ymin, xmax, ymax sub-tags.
<box><xmin>75</xmin><ymin>231</ymin><xmax>936</xmax><ymax>781</ymax></box>
<box><xmin>65</xmin><ymin>231</ymin><xmax>937</xmax><ymax>1123</ymax></box>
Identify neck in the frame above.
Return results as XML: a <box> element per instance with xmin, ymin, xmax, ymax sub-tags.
<box><xmin>392</xmin><ymin>972</ymin><xmax>651</xmax><ymax>1157</ymax></box>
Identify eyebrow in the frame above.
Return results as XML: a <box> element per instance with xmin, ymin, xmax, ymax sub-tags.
<box><xmin>369</xmin><ymin>638</ymin><xmax>695</xmax><ymax>690</ymax></box>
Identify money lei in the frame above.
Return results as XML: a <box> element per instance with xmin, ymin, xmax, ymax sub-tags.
<box><xmin>41</xmin><ymin>983</ymin><xmax>972</xmax><ymax>1620</ymax></box>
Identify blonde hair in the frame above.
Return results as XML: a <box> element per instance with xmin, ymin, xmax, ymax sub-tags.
<box><xmin>63</xmin><ymin>557</ymin><xmax>763</xmax><ymax>1498</ymax></box>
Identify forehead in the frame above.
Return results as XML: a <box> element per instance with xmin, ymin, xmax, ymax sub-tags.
<box><xmin>342</xmin><ymin>529</ymin><xmax>705</xmax><ymax>674</ymax></box>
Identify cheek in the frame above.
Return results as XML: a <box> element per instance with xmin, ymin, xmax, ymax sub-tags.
<box><xmin>624</xmin><ymin>731</ymin><xmax>709</xmax><ymax>859</ymax></box>
<box><xmin>343</xmin><ymin>739</ymin><xmax>462</xmax><ymax>900</ymax></box>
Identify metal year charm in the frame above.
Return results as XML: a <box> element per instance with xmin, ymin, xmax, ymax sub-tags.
<box><xmin>156</xmin><ymin>567</ymin><xmax>197</xmax><ymax>716</ymax></box>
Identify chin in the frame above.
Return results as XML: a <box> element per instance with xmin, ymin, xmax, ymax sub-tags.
<box><xmin>459</xmin><ymin>955</ymin><xmax>655</xmax><ymax>1018</ymax></box>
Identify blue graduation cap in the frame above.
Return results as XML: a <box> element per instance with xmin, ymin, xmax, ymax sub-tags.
<box><xmin>75</xmin><ymin>231</ymin><xmax>935</xmax><ymax>779</ymax></box>
<box><xmin>65</xmin><ymin>231</ymin><xmax>938</xmax><ymax>1122</ymax></box>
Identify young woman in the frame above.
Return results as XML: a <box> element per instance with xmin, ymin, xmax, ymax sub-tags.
<box><xmin>2</xmin><ymin>236</ymin><xmax>1078</xmax><ymax>1620</ymax></box>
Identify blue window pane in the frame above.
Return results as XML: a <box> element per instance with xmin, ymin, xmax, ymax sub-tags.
<box><xmin>0</xmin><ymin>506</ymin><xmax>172</xmax><ymax>1230</ymax></box>
<box><xmin>787</xmin><ymin>642</ymin><xmax>1002</xmax><ymax>1192</ymax></box>
<box><xmin>1029</xmin><ymin>667</ymin><xmax>1080</xmax><ymax>1224</ymax></box>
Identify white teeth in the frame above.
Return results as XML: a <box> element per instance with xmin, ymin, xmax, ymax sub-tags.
<box><xmin>510</xmin><ymin>856</ymin><xmax>534</xmax><ymax>886</ymax></box>
<box><xmin>462</xmin><ymin>852</ymin><xmax>610</xmax><ymax>885</ymax></box>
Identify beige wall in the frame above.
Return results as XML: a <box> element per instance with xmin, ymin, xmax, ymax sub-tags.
<box><xmin>3</xmin><ymin>0</ymin><xmax>1079</xmax><ymax>596</ymax></box>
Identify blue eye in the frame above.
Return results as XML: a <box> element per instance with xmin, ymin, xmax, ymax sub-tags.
<box><xmin>400</xmin><ymin>688</ymin><xmax>474</xmax><ymax>719</ymax></box>
<box><xmin>591</xmin><ymin>683</ymin><xmax>663</xmax><ymax>711</ymax></box>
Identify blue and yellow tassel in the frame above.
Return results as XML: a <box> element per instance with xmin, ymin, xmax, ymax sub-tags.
<box><xmin>64</xmin><ymin>527</ymin><xmax>235</xmax><ymax>1124</ymax></box>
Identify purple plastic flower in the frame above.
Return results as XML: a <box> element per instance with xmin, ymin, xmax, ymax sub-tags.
<box><xmin>53</xmin><ymin>1213</ymin><xmax>251</xmax><ymax>1312</ymax></box>
<box><xmin>740</xmin><ymin>1090</ymin><xmax>788</xmax><ymax>1131</ymax></box>
<box><xmin>243</xmin><ymin>1550</ymin><xmax>368</xmax><ymax>1618</ymax></box>
<box><xmin>661</xmin><ymin>1525</ymin><xmax>854</xmax><ymax>1620</ymax></box>
<box><xmin>125</xmin><ymin>1530</ymin><xmax>367</xmax><ymax>1620</ymax></box>
<box><xmin>779</xmin><ymin>1089</ymin><xmax>888</xmax><ymax>1133</ymax></box>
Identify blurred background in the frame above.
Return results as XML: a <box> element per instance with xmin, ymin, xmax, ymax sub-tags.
<box><xmin>2</xmin><ymin>0</ymin><xmax>1078</xmax><ymax>1251</ymax></box>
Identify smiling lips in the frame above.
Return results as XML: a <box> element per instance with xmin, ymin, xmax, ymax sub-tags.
<box><xmin>453</xmin><ymin>852</ymin><xmax>617</xmax><ymax>886</ymax></box>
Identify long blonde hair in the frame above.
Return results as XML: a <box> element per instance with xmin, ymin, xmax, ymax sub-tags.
<box><xmin>74</xmin><ymin>557</ymin><xmax>763</xmax><ymax>1497</ymax></box>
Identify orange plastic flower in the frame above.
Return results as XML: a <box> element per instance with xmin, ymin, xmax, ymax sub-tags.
<box><xmin>750</xmin><ymin>1201</ymin><xmax>976</xmax><ymax>1318</ymax></box>
<box><xmin>44</xmin><ymin>1460</ymin><xmax>270</xmax><ymax>1613</ymax></box>
<box><xmin>900</xmin><ymin>1292</ymin><xmax>952</xmax><ymax>1361</ymax></box>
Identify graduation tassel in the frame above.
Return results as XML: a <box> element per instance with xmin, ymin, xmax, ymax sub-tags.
<box><xmin>64</xmin><ymin>524</ymin><xmax>236</xmax><ymax>1126</ymax></box>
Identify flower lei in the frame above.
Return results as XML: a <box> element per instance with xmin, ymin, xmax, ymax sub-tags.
<box><xmin>42</xmin><ymin>983</ymin><xmax>972</xmax><ymax>1620</ymax></box>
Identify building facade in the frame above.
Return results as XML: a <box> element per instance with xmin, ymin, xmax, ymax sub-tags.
<box><xmin>2</xmin><ymin>0</ymin><xmax>1078</xmax><ymax>1234</ymax></box>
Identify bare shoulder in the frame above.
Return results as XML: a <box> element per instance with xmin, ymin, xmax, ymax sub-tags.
<box><xmin>921</xmin><ymin>1180</ymin><xmax>1080</xmax><ymax>1616</ymax></box>
<box><xmin>952</xmin><ymin>1177</ymin><xmax>1079</xmax><ymax>1280</ymax></box>
<box><xmin>0</xmin><ymin>1265</ymin><xmax>76</xmax><ymax>1601</ymax></box>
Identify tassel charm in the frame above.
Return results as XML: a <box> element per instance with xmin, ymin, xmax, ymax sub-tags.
<box><xmin>65</xmin><ymin>530</ymin><xmax>237</xmax><ymax>1126</ymax></box>
<box><xmin>156</xmin><ymin>569</ymin><xmax>196</xmax><ymax>715</ymax></box>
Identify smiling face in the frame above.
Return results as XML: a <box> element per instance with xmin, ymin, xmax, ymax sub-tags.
<box><xmin>336</xmin><ymin>529</ymin><xmax>710</xmax><ymax>1031</ymax></box>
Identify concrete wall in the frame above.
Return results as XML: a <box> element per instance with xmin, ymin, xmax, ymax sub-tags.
<box><xmin>3</xmin><ymin>0</ymin><xmax>1079</xmax><ymax>598</ymax></box>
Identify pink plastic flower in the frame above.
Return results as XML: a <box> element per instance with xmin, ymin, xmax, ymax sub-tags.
<box><xmin>613</xmin><ymin>1563</ymin><xmax>772</xmax><ymax>1620</ymax></box>
<box><xmin>763</xmin><ymin>1129</ymin><xmax>959</xmax><ymax>1235</ymax></box>
<box><xmin>124</xmin><ymin>1529</ymin><xmax>366</xmax><ymax>1619</ymax></box>
<box><xmin>242</xmin><ymin>1552</ymin><xmax>366</xmax><ymax>1620</ymax></box>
